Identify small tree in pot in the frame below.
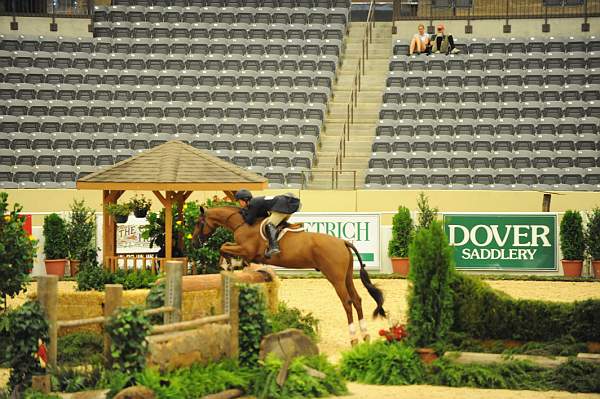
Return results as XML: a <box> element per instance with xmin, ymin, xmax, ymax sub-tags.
<box><xmin>43</xmin><ymin>213</ymin><xmax>69</xmax><ymax>276</ymax></box>
<box><xmin>67</xmin><ymin>199</ymin><xmax>96</xmax><ymax>276</ymax></box>
<box><xmin>388</xmin><ymin>206</ymin><xmax>413</xmax><ymax>276</ymax></box>
<box><xmin>560</xmin><ymin>210</ymin><xmax>585</xmax><ymax>277</ymax></box>
<box><xmin>585</xmin><ymin>207</ymin><xmax>600</xmax><ymax>279</ymax></box>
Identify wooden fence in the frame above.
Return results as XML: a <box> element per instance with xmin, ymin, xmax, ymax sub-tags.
<box><xmin>36</xmin><ymin>260</ymin><xmax>239</xmax><ymax>369</ymax></box>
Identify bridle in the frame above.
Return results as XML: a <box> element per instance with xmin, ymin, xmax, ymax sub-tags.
<box><xmin>196</xmin><ymin>213</ymin><xmax>208</xmax><ymax>244</ymax></box>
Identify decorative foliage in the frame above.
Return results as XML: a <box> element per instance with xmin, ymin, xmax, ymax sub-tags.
<box><xmin>407</xmin><ymin>221</ymin><xmax>454</xmax><ymax>347</ymax></box>
<box><xmin>340</xmin><ymin>340</ymin><xmax>425</xmax><ymax>385</ymax></box>
<box><xmin>585</xmin><ymin>207</ymin><xmax>600</xmax><ymax>261</ymax></box>
<box><xmin>388</xmin><ymin>206</ymin><xmax>413</xmax><ymax>258</ymax></box>
<box><xmin>0</xmin><ymin>192</ymin><xmax>36</xmax><ymax>310</ymax></box>
<box><xmin>416</xmin><ymin>192</ymin><xmax>438</xmax><ymax>230</ymax></box>
<box><xmin>378</xmin><ymin>322</ymin><xmax>408</xmax><ymax>343</ymax></box>
<box><xmin>560</xmin><ymin>210</ymin><xmax>585</xmax><ymax>260</ymax></box>
<box><xmin>76</xmin><ymin>263</ymin><xmax>108</xmax><ymax>291</ymax></box>
<box><xmin>66</xmin><ymin>199</ymin><xmax>96</xmax><ymax>261</ymax></box>
<box><xmin>252</xmin><ymin>354</ymin><xmax>347</xmax><ymax>399</ymax></box>
<box><xmin>0</xmin><ymin>301</ymin><xmax>49</xmax><ymax>392</ymax></box>
<box><xmin>77</xmin><ymin>267</ymin><xmax>159</xmax><ymax>292</ymax></box>
<box><xmin>238</xmin><ymin>284</ymin><xmax>271</xmax><ymax>367</ymax></box>
<box><xmin>106</xmin><ymin>306</ymin><xmax>151</xmax><ymax>374</ymax></box>
<box><xmin>145</xmin><ymin>280</ymin><xmax>165</xmax><ymax>325</ymax></box>
<box><xmin>450</xmin><ymin>273</ymin><xmax>600</xmax><ymax>342</ymax></box>
<box><xmin>269</xmin><ymin>302</ymin><xmax>320</xmax><ymax>342</ymax></box>
<box><xmin>43</xmin><ymin>213</ymin><xmax>69</xmax><ymax>260</ymax></box>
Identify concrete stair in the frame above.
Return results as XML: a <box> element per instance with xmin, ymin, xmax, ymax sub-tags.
<box><xmin>308</xmin><ymin>21</ymin><xmax>392</xmax><ymax>190</ymax></box>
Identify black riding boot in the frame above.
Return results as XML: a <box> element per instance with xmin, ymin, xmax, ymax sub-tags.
<box><xmin>265</xmin><ymin>223</ymin><xmax>281</xmax><ymax>258</ymax></box>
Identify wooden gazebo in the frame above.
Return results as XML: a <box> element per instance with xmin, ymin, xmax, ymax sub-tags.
<box><xmin>76</xmin><ymin>141</ymin><xmax>268</xmax><ymax>268</ymax></box>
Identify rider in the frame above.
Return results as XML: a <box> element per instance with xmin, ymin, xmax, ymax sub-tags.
<box><xmin>234</xmin><ymin>189</ymin><xmax>301</xmax><ymax>258</ymax></box>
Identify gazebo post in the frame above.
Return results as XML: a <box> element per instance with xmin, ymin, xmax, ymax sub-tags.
<box><xmin>164</xmin><ymin>191</ymin><xmax>174</xmax><ymax>259</ymax></box>
<box><xmin>102</xmin><ymin>190</ymin><xmax>124</xmax><ymax>269</ymax></box>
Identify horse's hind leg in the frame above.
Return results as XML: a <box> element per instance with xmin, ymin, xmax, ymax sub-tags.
<box><xmin>345</xmin><ymin>260</ymin><xmax>369</xmax><ymax>342</ymax></box>
<box><xmin>323</xmin><ymin>270</ymin><xmax>357</xmax><ymax>346</ymax></box>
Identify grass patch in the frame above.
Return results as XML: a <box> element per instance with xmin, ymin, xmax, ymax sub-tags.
<box><xmin>57</xmin><ymin>332</ymin><xmax>103</xmax><ymax>366</ymax></box>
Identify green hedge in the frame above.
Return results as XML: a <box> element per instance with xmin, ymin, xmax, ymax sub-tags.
<box><xmin>451</xmin><ymin>273</ymin><xmax>600</xmax><ymax>342</ymax></box>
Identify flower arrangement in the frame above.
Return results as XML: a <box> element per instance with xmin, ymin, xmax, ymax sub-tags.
<box><xmin>379</xmin><ymin>322</ymin><xmax>408</xmax><ymax>343</ymax></box>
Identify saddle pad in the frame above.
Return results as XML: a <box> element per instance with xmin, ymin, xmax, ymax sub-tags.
<box><xmin>259</xmin><ymin>219</ymin><xmax>305</xmax><ymax>242</ymax></box>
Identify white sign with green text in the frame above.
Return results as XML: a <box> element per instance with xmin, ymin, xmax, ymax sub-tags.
<box><xmin>289</xmin><ymin>212</ymin><xmax>380</xmax><ymax>269</ymax></box>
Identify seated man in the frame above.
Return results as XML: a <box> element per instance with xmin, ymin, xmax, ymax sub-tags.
<box><xmin>234</xmin><ymin>189</ymin><xmax>301</xmax><ymax>258</ymax></box>
<box><xmin>431</xmin><ymin>24</ymin><xmax>460</xmax><ymax>54</ymax></box>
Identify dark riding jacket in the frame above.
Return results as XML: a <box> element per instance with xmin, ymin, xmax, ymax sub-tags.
<box><xmin>241</xmin><ymin>195</ymin><xmax>301</xmax><ymax>225</ymax></box>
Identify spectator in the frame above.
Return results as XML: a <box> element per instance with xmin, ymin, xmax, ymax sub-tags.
<box><xmin>409</xmin><ymin>24</ymin><xmax>430</xmax><ymax>55</ymax></box>
<box><xmin>431</xmin><ymin>24</ymin><xmax>460</xmax><ymax>54</ymax></box>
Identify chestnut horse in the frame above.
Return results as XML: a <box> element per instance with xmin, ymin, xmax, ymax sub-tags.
<box><xmin>192</xmin><ymin>206</ymin><xmax>386</xmax><ymax>344</ymax></box>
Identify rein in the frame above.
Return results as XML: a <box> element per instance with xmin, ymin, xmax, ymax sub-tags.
<box><xmin>224</xmin><ymin>210</ymin><xmax>246</xmax><ymax>232</ymax></box>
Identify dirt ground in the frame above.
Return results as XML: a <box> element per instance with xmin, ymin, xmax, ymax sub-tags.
<box><xmin>2</xmin><ymin>278</ymin><xmax>600</xmax><ymax>398</ymax></box>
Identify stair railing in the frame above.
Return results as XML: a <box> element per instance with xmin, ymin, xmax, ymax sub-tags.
<box><xmin>331</xmin><ymin>0</ymin><xmax>376</xmax><ymax>188</ymax></box>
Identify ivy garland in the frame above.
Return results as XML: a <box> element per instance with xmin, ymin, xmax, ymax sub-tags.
<box><xmin>238</xmin><ymin>284</ymin><xmax>271</xmax><ymax>367</ymax></box>
<box><xmin>106</xmin><ymin>306</ymin><xmax>151</xmax><ymax>375</ymax></box>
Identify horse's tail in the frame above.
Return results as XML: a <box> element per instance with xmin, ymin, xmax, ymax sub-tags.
<box><xmin>345</xmin><ymin>241</ymin><xmax>386</xmax><ymax>319</ymax></box>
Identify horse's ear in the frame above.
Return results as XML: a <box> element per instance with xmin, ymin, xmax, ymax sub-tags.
<box><xmin>199</xmin><ymin>206</ymin><xmax>205</xmax><ymax>215</ymax></box>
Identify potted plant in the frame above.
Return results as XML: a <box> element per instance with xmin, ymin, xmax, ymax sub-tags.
<box><xmin>560</xmin><ymin>210</ymin><xmax>585</xmax><ymax>277</ymax></box>
<box><xmin>43</xmin><ymin>213</ymin><xmax>69</xmax><ymax>276</ymax></box>
<box><xmin>106</xmin><ymin>203</ymin><xmax>131</xmax><ymax>224</ymax></box>
<box><xmin>129</xmin><ymin>195</ymin><xmax>152</xmax><ymax>218</ymax></box>
<box><xmin>67</xmin><ymin>199</ymin><xmax>96</xmax><ymax>277</ymax></box>
<box><xmin>585</xmin><ymin>207</ymin><xmax>600</xmax><ymax>279</ymax></box>
<box><xmin>388</xmin><ymin>206</ymin><xmax>413</xmax><ymax>276</ymax></box>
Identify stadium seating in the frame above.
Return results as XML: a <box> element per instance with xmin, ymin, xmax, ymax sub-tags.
<box><xmin>0</xmin><ymin>1</ymin><xmax>350</xmax><ymax>188</ymax></box>
<box><xmin>366</xmin><ymin>35</ymin><xmax>600</xmax><ymax>191</ymax></box>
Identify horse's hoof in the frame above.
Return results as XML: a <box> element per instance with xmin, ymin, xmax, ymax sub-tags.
<box><xmin>350</xmin><ymin>338</ymin><xmax>359</xmax><ymax>347</ymax></box>
<box><xmin>363</xmin><ymin>334</ymin><xmax>370</xmax><ymax>342</ymax></box>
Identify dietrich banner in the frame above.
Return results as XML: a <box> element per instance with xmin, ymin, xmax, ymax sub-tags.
<box><xmin>443</xmin><ymin>213</ymin><xmax>558</xmax><ymax>271</ymax></box>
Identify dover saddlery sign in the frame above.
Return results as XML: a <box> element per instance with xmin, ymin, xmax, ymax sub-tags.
<box><xmin>443</xmin><ymin>213</ymin><xmax>557</xmax><ymax>271</ymax></box>
<box><xmin>289</xmin><ymin>213</ymin><xmax>380</xmax><ymax>269</ymax></box>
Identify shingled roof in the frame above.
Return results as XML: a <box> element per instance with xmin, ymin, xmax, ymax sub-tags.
<box><xmin>76</xmin><ymin>141</ymin><xmax>268</xmax><ymax>190</ymax></box>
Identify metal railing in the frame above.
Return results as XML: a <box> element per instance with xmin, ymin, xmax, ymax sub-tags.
<box><xmin>1</xmin><ymin>0</ymin><xmax>94</xmax><ymax>17</ymax></box>
<box><xmin>393</xmin><ymin>0</ymin><xmax>600</xmax><ymax>20</ymax></box>
<box><xmin>332</xmin><ymin>0</ymin><xmax>376</xmax><ymax>187</ymax></box>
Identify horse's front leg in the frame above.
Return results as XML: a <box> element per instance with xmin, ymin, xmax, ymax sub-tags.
<box><xmin>220</xmin><ymin>242</ymin><xmax>252</xmax><ymax>262</ymax></box>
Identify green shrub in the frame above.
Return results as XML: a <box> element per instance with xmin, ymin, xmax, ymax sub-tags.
<box><xmin>112</xmin><ymin>269</ymin><xmax>158</xmax><ymax>290</ymax></box>
<box><xmin>51</xmin><ymin>363</ymin><xmax>105</xmax><ymax>393</ymax></box>
<box><xmin>23</xmin><ymin>390</ymin><xmax>61</xmax><ymax>399</ymax></box>
<box><xmin>66</xmin><ymin>199</ymin><xmax>96</xmax><ymax>262</ymax></box>
<box><xmin>417</xmin><ymin>192</ymin><xmax>438</xmax><ymax>230</ymax></box>
<box><xmin>585</xmin><ymin>207</ymin><xmax>600</xmax><ymax>261</ymax></box>
<box><xmin>450</xmin><ymin>273</ymin><xmax>600</xmax><ymax>341</ymax></box>
<box><xmin>0</xmin><ymin>301</ymin><xmax>49</xmax><ymax>392</ymax></box>
<box><xmin>388</xmin><ymin>206</ymin><xmax>413</xmax><ymax>258</ymax></box>
<box><xmin>0</xmin><ymin>192</ymin><xmax>37</xmax><ymax>310</ymax></box>
<box><xmin>269</xmin><ymin>302</ymin><xmax>319</xmax><ymax>342</ymax></box>
<box><xmin>340</xmin><ymin>340</ymin><xmax>425</xmax><ymax>385</ymax></box>
<box><xmin>550</xmin><ymin>359</ymin><xmax>600</xmax><ymax>393</ymax></box>
<box><xmin>408</xmin><ymin>221</ymin><xmax>454</xmax><ymax>347</ymax></box>
<box><xmin>58</xmin><ymin>332</ymin><xmax>103</xmax><ymax>366</ymax></box>
<box><xmin>252</xmin><ymin>354</ymin><xmax>347</xmax><ymax>399</ymax></box>
<box><xmin>238</xmin><ymin>284</ymin><xmax>271</xmax><ymax>367</ymax></box>
<box><xmin>560</xmin><ymin>210</ymin><xmax>585</xmax><ymax>260</ymax></box>
<box><xmin>106</xmin><ymin>306</ymin><xmax>151</xmax><ymax>374</ymax></box>
<box><xmin>76</xmin><ymin>264</ymin><xmax>108</xmax><ymax>291</ymax></box>
<box><xmin>43</xmin><ymin>213</ymin><xmax>68</xmax><ymax>260</ymax></box>
<box><xmin>105</xmin><ymin>203</ymin><xmax>131</xmax><ymax>218</ymax></box>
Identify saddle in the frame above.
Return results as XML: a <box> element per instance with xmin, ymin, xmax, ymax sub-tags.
<box><xmin>259</xmin><ymin>219</ymin><xmax>304</xmax><ymax>242</ymax></box>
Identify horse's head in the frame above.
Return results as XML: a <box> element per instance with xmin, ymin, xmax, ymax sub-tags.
<box><xmin>191</xmin><ymin>206</ymin><xmax>216</xmax><ymax>247</ymax></box>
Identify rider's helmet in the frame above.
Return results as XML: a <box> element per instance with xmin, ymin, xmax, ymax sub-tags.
<box><xmin>234</xmin><ymin>189</ymin><xmax>253</xmax><ymax>201</ymax></box>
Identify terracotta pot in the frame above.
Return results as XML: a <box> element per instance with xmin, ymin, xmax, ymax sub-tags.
<box><xmin>133</xmin><ymin>208</ymin><xmax>148</xmax><ymax>218</ymax></box>
<box><xmin>45</xmin><ymin>259</ymin><xmax>67</xmax><ymax>277</ymax></box>
<box><xmin>391</xmin><ymin>257</ymin><xmax>409</xmax><ymax>276</ymax></box>
<box><xmin>416</xmin><ymin>347</ymin><xmax>438</xmax><ymax>364</ymax></box>
<box><xmin>69</xmin><ymin>259</ymin><xmax>80</xmax><ymax>277</ymax></box>
<box><xmin>592</xmin><ymin>260</ymin><xmax>600</xmax><ymax>279</ymax></box>
<box><xmin>587</xmin><ymin>341</ymin><xmax>600</xmax><ymax>353</ymax></box>
<box><xmin>561</xmin><ymin>259</ymin><xmax>583</xmax><ymax>277</ymax></box>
